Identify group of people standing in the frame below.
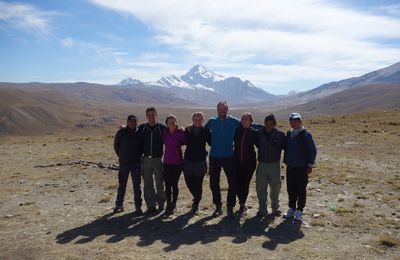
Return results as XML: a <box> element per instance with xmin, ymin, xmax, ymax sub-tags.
<box><xmin>113</xmin><ymin>101</ymin><xmax>317</xmax><ymax>222</ymax></box>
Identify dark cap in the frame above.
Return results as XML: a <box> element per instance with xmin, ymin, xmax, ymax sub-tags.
<box><xmin>127</xmin><ymin>114</ymin><xmax>137</xmax><ymax>121</ymax></box>
<box><xmin>264</xmin><ymin>113</ymin><xmax>276</xmax><ymax>123</ymax></box>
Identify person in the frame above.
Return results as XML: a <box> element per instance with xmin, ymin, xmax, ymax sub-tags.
<box><xmin>162</xmin><ymin>114</ymin><xmax>185</xmax><ymax>215</ymax></box>
<box><xmin>233</xmin><ymin>112</ymin><xmax>258</xmax><ymax>216</ymax></box>
<box><xmin>283</xmin><ymin>112</ymin><xmax>317</xmax><ymax>221</ymax></box>
<box><xmin>184</xmin><ymin>112</ymin><xmax>211</xmax><ymax>215</ymax></box>
<box><xmin>255</xmin><ymin>113</ymin><xmax>286</xmax><ymax>217</ymax></box>
<box><xmin>113</xmin><ymin>115</ymin><xmax>143</xmax><ymax>214</ymax></box>
<box><xmin>205</xmin><ymin>101</ymin><xmax>262</xmax><ymax>218</ymax></box>
<box><xmin>138</xmin><ymin>107</ymin><xmax>167</xmax><ymax>214</ymax></box>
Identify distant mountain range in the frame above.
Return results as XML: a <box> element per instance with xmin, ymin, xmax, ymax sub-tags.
<box><xmin>0</xmin><ymin>62</ymin><xmax>399</xmax><ymax>135</ymax></box>
<box><xmin>117</xmin><ymin>64</ymin><xmax>276</xmax><ymax>105</ymax></box>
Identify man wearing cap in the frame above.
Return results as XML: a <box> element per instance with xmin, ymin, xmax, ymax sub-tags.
<box><xmin>283</xmin><ymin>112</ymin><xmax>317</xmax><ymax>221</ymax></box>
<box><xmin>113</xmin><ymin>115</ymin><xmax>143</xmax><ymax>214</ymax></box>
<box><xmin>138</xmin><ymin>107</ymin><xmax>167</xmax><ymax>214</ymax></box>
<box><xmin>255</xmin><ymin>113</ymin><xmax>286</xmax><ymax>217</ymax></box>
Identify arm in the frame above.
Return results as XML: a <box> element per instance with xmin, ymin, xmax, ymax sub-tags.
<box><xmin>251</xmin><ymin>123</ymin><xmax>263</xmax><ymax>130</ymax></box>
<box><xmin>306</xmin><ymin>133</ymin><xmax>317</xmax><ymax>167</ymax></box>
<box><xmin>206</xmin><ymin>128</ymin><xmax>212</xmax><ymax>146</ymax></box>
<box><xmin>114</xmin><ymin>130</ymin><xmax>121</xmax><ymax>157</ymax></box>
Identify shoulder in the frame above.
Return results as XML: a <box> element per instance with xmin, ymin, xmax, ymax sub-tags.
<box><xmin>205</xmin><ymin>117</ymin><xmax>217</xmax><ymax>126</ymax></box>
<box><xmin>158</xmin><ymin>123</ymin><xmax>166</xmax><ymax>129</ymax></box>
<box><xmin>227</xmin><ymin>115</ymin><xmax>240</xmax><ymax>122</ymax></box>
<box><xmin>275</xmin><ymin>128</ymin><xmax>285</xmax><ymax>136</ymax></box>
<box><xmin>138</xmin><ymin>123</ymin><xmax>146</xmax><ymax>130</ymax></box>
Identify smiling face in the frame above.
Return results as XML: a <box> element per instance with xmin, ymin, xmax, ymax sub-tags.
<box><xmin>146</xmin><ymin>110</ymin><xmax>157</xmax><ymax>125</ymax></box>
<box><xmin>166</xmin><ymin>117</ymin><xmax>177</xmax><ymax>131</ymax></box>
<box><xmin>127</xmin><ymin>119</ymin><xmax>137</xmax><ymax>129</ymax></box>
<box><xmin>264</xmin><ymin>120</ymin><xmax>275</xmax><ymax>133</ymax></box>
<box><xmin>241</xmin><ymin>114</ymin><xmax>252</xmax><ymax>128</ymax></box>
<box><xmin>192</xmin><ymin>114</ymin><xmax>204</xmax><ymax>127</ymax></box>
<box><xmin>217</xmin><ymin>102</ymin><xmax>228</xmax><ymax>119</ymax></box>
<box><xmin>290</xmin><ymin>119</ymin><xmax>302</xmax><ymax>129</ymax></box>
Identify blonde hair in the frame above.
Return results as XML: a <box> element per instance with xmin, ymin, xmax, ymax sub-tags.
<box><xmin>192</xmin><ymin>112</ymin><xmax>204</xmax><ymax>120</ymax></box>
<box><xmin>165</xmin><ymin>114</ymin><xmax>178</xmax><ymax>125</ymax></box>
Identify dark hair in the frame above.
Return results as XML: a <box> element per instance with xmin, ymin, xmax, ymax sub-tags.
<box><xmin>146</xmin><ymin>107</ymin><xmax>157</xmax><ymax>115</ymax></box>
<box><xmin>264</xmin><ymin>113</ymin><xmax>276</xmax><ymax>125</ymax></box>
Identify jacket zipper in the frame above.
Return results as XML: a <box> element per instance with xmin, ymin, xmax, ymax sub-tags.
<box><xmin>150</xmin><ymin>131</ymin><xmax>153</xmax><ymax>157</ymax></box>
<box><xmin>240</xmin><ymin>128</ymin><xmax>247</xmax><ymax>163</ymax></box>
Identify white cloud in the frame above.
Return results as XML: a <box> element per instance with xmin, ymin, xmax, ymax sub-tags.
<box><xmin>0</xmin><ymin>1</ymin><xmax>59</xmax><ymax>36</ymax></box>
<box><xmin>88</xmin><ymin>0</ymin><xmax>400</xmax><ymax>94</ymax></box>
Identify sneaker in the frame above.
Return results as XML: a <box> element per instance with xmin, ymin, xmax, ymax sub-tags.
<box><xmin>294</xmin><ymin>210</ymin><xmax>302</xmax><ymax>221</ymax></box>
<box><xmin>113</xmin><ymin>205</ymin><xmax>124</xmax><ymax>214</ymax></box>
<box><xmin>212</xmin><ymin>206</ymin><xmax>223</xmax><ymax>217</ymax></box>
<box><xmin>284</xmin><ymin>208</ymin><xmax>294</xmax><ymax>219</ymax></box>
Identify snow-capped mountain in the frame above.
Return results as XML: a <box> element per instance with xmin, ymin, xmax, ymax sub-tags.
<box><xmin>117</xmin><ymin>77</ymin><xmax>143</xmax><ymax>87</ymax></box>
<box><xmin>117</xmin><ymin>64</ymin><xmax>277</xmax><ymax>105</ymax></box>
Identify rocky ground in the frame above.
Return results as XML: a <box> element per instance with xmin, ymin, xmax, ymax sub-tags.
<box><xmin>0</xmin><ymin>109</ymin><xmax>399</xmax><ymax>259</ymax></box>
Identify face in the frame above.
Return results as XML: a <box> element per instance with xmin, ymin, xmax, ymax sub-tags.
<box><xmin>146</xmin><ymin>111</ymin><xmax>157</xmax><ymax>124</ymax></box>
<box><xmin>192</xmin><ymin>115</ymin><xmax>203</xmax><ymax>127</ymax></box>
<box><xmin>217</xmin><ymin>104</ymin><xmax>228</xmax><ymax>118</ymax></box>
<box><xmin>290</xmin><ymin>119</ymin><xmax>302</xmax><ymax>129</ymax></box>
<box><xmin>167</xmin><ymin>118</ymin><xmax>177</xmax><ymax>131</ymax></box>
<box><xmin>264</xmin><ymin>120</ymin><xmax>275</xmax><ymax>133</ymax></box>
<box><xmin>127</xmin><ymin>120</ymin><xmax>137</xmax><ymax>129</ymax></box>
<box><xmin>241</xmin><ymin>115</ymin><xmax>252</xmax><ymax>128</ymax></box>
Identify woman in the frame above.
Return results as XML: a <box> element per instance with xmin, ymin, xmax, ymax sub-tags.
<box><xmin>163</xmin><ymin>114</ymin><xmax>185</xmax><ymax>215</ymax></box>
<box><xmin>233</xmin><ymin>112</ymin><xmax>258</xmax><ymax>215</ymax></box>
<box><xmin>183</xmin><ymin>112</ymin><xmax>211</xmax><ymax>214</ymax></box>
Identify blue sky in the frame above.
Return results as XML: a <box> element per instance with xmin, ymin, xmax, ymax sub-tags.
<box><xmin>0</xmin><ymin>0</ymin><xmax>400</xmax><ymax>94</ymax></box>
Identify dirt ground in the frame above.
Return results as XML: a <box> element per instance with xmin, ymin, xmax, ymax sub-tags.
<box><xmin>0</xmin><ymin>109</ymin><xmax>399</xmax><ymax>259</ymax></box>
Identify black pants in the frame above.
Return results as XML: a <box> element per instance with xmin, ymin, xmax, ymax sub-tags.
<box><xmin>286</xmin><ymin>166</ymin><xmax>308</xmax><ymax>211</ymax></box>
<box><xmin>209</xmin><ymin>156</ymin><xmax>237</xmax><ymax>208</ymax></box>
<box><xmin>235</xmin><ymin>159</ymin><xmax>256</xmax><ymax>205</ymax></box>
<box><xmin>116</xmin><ymin>163</ymin><xmax>142</xmax><ymax>208</ymax></box>
<box><xmin>183</xmin><ymin>160</ymin><xmax>207</xmax><ymax>206</ymax></box>
<box><xmin>163</xmin><ymin>164</ymin><xmax>183</xmax><ymax>204</ymax></box>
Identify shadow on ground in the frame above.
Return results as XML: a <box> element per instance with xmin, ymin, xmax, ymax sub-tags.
<box><xmin>56</xmin><ymin>211</ymin><xmax>304</xmax><ymax>251</ymax></box>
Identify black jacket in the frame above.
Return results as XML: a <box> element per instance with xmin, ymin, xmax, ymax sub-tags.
<box><xmin>256</xmin><ymin>128</ymin><xmax>286</xmax><ymax>163</ymax></box>
<box><xmin>234</xmin><ymin>126</ymin><xmax>258</xmax><ymax>163</ymax></box>
<box><xmin>184</xmin><ymin>126</ymin><xmax>211</xmax><ymax>162</ymax></box>
<box><xmin>138</xmin><ymin>123</ymin><xmax>166</xmax><ymax>158</ymax></box>
<box><xmin>114</xmin><ymin>127</ymin><xmax>143</xmax><ymax>164</ymax></box>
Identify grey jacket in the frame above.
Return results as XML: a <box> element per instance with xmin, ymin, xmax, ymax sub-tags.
<box><xmin>256</xmin><ymin>128</ymin><xmax>286</xmax><ymax>163</ymax></box>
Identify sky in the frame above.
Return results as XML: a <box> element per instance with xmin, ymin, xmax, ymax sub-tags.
<box><xmin>0</xmin><ymin>0</ymin><xmax>400</xmax><ymax>95</ymax></box>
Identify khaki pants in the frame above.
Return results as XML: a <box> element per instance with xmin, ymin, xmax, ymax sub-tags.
<box><xmin>256</xmin><ymin>161</ymin><xmax>282</xmax><ymax>212</ymax></box>
<box><xmin>142</xmin><ymin>157</ymin><xmax>166</xmax><ymax>209</ymax></box>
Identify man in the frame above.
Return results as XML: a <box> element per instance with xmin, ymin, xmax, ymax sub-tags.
<box><xmin>255</xmin><ymin>114</ymin><xmax>286</xmax><ymax>217</ymax></box>
<box><xmin>205</xmin><ymin>101</ymin><xmax>262</xmax><ymax>217</ymax></box>
<box><xmin>284</xmin><ymin>112</ymin><xmax>317</xmax><ymax>221</ymax></box>
<box><xmin>113</xmin><ymin>115</ymin><xmax>143</xmax><ymax>214</ymax></box>
<box><xmin>184</xmin><ymin>112</ymin><xmax>211</xmax><ymax>215</ymax></box>
<box><xmin>138</xmin><ymin>107</ymin><xmax>167</xmax><ymax>214</ymax></box>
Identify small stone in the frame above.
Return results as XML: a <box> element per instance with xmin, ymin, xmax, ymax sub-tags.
<box><xmin>64</xmin><ymin>202</ymin><xmax>70</xmax><ymax>205</ymax></box>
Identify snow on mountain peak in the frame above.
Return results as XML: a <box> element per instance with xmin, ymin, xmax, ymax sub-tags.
<box><xmin>185</xmin><ymin>64</ymin><xmax>225</xmax><ymax>82</ymax></box>
<box><xmin>117</xmin><ymin>77</ymin><xmax>142</xmax><ymax>86</ymax></box>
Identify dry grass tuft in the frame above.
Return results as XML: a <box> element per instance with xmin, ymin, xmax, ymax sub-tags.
<box><xmin>379</xmin><ymin>234</ymin><xmax>400</xmax><ymax>247</ymax></box>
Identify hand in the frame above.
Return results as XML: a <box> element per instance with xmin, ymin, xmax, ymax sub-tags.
<box><xmin>306</xmin><ymin>167</ymin><xmax>313</xmax><ymax>175</ymax></box>
<box><xmin>186</xmin><ymin>125</ymin><xmax>193</xmax><ymax>132</ymax></box>
<box><xmin>119</xmin><ymin>124</ymin><xmax>126</xmax><ymax>129</ymax></box>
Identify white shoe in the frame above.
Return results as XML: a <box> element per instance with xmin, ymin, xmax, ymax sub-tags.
<box><xmin>284</xmin><ymin>208</ymin><xmax>294</xmax><ymax>218</ymax></box>
<box><xmin>294</xmin><ymin>210</ymin><xmax>302</xmax><ymax>221</ymax></box>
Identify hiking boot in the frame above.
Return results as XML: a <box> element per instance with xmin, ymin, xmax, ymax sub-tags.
<box><xmin>294</xmin><ymin>210</ymin><xmax>302</xmax><ymax>221</ymax></box>
<box><xmin>238</xmin><ymin>204</ymin><xmax>247</xmax><ymax>216</ymax></box>
<box><xmin>272</xmin><ymin>208</ymin><xmax>281</xmax><ymax>217</ymax></box>
<box><xmin>113</xmin><ymin>205</ymin><xmax>124</xmax><ymax>214</ymax></box>
<box><xmin>133</xmin><ymin>207</ymin><xmax>142</xmax><ymax>215</ymax></box>
<box><xmin>284</xmin><ymin>208</ymin><xmax>294</xmax><ymax>219</ymax></box>
<box><xmin>256</xmin><ymin>209</ymin><xmax>267</xmax><ymax>217</ymax></box>
<box><xmin>212</xmin><ymin>206</ymin><xmax>223</xmax><ymax>217</ymax></box>
<box><xmin>145</xmin><ymin>207</ymin><xmax>157</xmax><ymax>215</ymax></box>
<box><xmin>227</xmin><ymin>207</ymin><xmax>234</xmax><ymax>219</ymax></box>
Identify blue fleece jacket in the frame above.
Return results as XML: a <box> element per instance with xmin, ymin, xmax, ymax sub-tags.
<box><xmin>285</xmin><ymin>128</ymin><xmax>317</xmax><ymax>167</ymax></box>
<box><xmin>205</xmin><ymin>115</ymin><xmax>262</xmax><ymax>158</ymax></box>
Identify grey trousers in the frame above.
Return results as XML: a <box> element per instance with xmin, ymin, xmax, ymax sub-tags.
<box><xmin>256</xmin><ymin>161</ymin><xmax>282</xmax><ymax>212</ymax></box>
<box><xmin>142</xmin><ymin>157</ymin><xmax>166</xmax><ymax>209</ymax></box>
